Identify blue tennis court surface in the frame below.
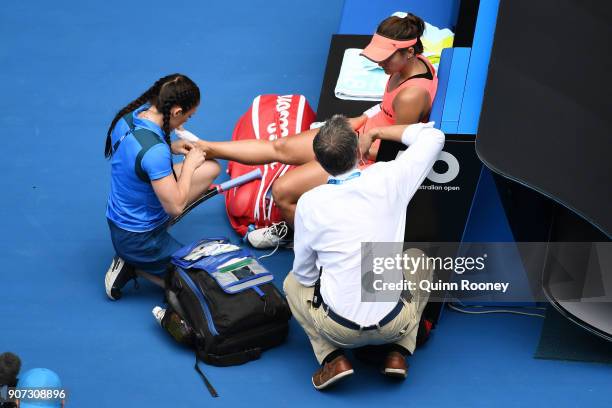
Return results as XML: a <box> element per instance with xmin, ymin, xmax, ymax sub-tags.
<box><xmin>1</xmin><ymin>1</ymin><xmax>610</xmax><ymax>406</ymax></box>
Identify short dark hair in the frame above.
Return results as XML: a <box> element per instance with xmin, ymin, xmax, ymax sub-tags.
<box><xmin>313</xmin><ymin>115</ymin><xmax>358</xmax><ymax>176</ymax></box>
<box><xmin>0</xmin><ymin>352</ymin><xmax>21</xmax><ymax>387</ymax></box>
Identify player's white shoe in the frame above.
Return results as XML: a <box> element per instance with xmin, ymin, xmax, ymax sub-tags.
<box><xmin>246</xmin><ymin>222</ymin><xmax>292</xmax><ymax>249</ymax></box>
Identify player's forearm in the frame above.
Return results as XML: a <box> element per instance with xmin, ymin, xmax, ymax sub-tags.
<box><xmin>197</xmin><ymin>139</ymin><xmax>278</xmax><ymax>164</ymax></box>
<box><xmin>370</xmin><ymin>125</ymin><xmax>411</xmax><ymax>143</ymax></box>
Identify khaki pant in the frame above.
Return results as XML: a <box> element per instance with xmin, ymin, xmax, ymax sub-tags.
<box><xmin>283</xmin><ymin>248</ymin><xmax>432</xmax><ymax>364</ymax></box>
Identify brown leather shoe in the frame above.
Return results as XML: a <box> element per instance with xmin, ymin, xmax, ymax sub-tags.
<box><xmin>382</xmin><ymin>351</ymin><xmax>408</xmax><ymax>379</ymax></box>
<box><xmin>312</xmin><ymin>355</ymin><xmax>354</xmax><ymax>390</ymax></box>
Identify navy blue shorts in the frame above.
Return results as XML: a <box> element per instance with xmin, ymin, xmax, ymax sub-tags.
<box><xmin>107</xmin><ymin>219</ymin><xmax>183</xmax><ymax>275</ymax></box>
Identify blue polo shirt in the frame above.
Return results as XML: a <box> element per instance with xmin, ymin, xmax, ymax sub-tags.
<box><xmin>106</xmin><ymin>105</ymin><xmax>173</xmax><ymax>232</ymax></box>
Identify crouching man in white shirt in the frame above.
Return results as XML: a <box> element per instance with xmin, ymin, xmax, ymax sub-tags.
<box><xmin>283</xmin><ymin>115</ymin><xmax>445</xmax><ymax>390</ymax></box>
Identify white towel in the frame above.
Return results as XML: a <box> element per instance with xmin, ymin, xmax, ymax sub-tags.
<box><xmin>334</xmin><ymin>48</ymin><xmax>389</xmax><ymax>101</ymax></box>
<box><xmin>334</xmin><ymin>19</ymin><xmax>454</xmax><ymax>101</ymax></box>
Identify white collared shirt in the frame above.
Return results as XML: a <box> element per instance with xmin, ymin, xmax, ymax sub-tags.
<box><xmin>291</xmin><ymin>123</ymin><xmax>445</xmax><ymax>326</ymax></box>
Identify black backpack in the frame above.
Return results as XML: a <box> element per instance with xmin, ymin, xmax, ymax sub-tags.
<box><xmin>161</xmin><ymin>238</ymin><xmax>292</xmax><ymax>396</ymax></box>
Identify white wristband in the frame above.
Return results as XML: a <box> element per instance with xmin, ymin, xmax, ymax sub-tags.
<box><xmin>175</xmin><ymin>128</ymin><xmax>200</xmax><ymax>142</ymax></box>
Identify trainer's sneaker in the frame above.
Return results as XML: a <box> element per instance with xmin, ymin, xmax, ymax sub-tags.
<box><xmin>246</xmin><ymin>222</ymin><xmax>292</xmax><ymax>249</ymax></box>
<box><xmin>104</xmin><ymin>256</ymin><xmax>136</xmax><ymax>301</ymax></box>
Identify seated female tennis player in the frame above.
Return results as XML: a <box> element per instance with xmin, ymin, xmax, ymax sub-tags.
<box><xmin>198</xmin><ymin>13</ymin><xmax>437</xmax><ymax>249</ymax></box>
<box><xmin>104</xmin><ymin>74</ymin><xmax>220</xmax><ymax>300</ymax></box>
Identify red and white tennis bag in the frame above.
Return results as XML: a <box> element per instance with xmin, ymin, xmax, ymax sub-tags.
<box><xmin>225</xmin><ymin>94</ymin><xmax>315</xmax><ymax>237</ymax></box>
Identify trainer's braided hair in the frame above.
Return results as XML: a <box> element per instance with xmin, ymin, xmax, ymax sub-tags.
<box><xmin>376</xmin><ymin>12</ymin><xmax>425</xmax><ymax>55</ymax></box>
<box><xmin>104</xmin><ymin>74</ymin><xmax>200</xmax><ymax>158</ymax></box>
<box><xmin>156</xmin><ymin>76</ymin><xmax>200</xmax><ymax>148</ymax></box>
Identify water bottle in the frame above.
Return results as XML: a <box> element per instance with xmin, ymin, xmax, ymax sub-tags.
<box><xmin>153</xmin><ymin>307</ymin><xmax>194</xmax><ymax>346</ymax></box>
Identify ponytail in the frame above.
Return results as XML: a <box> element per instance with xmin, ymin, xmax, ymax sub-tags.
<box><xmin>156</xmin><ymin>75</ymin><xmax>200</xmax><ymax>141</ymax></box>
<box><xmin>156</xmin><ymin>76</ymin><xmax>200</xmax><ymax>181</ymax></box>
<box><xmin>104</xmin><ymin>73</ymin><xmax>186</xmax><ymax>158</ymax></box>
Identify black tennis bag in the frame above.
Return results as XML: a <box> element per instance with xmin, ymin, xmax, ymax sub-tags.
<box><xmin>163</xmin><ymin>238</ymin><xmax>291</xmax><ymax>368</ymax></box>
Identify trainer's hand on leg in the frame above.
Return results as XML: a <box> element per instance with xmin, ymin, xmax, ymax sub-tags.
<box><xmin>359</xmin><ymin>128</ymin><xmax>380</xmax><ymax>161</ymax></box>
<box><xmin>171</xmin><ymin>139</ymin><xmax>194</xmax><ymax>156</ymax></box>
<box><xmin>184</xmin><ymin>147</ymin><xmax>206</xmax><ymax>171</ymax></box>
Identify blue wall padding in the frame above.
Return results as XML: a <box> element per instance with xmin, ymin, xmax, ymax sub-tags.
<box><xmin>442</xmin><ymin>47</ymin><xmax>471</xmax><ymax>123</ymax></box>
<box><xmin>338</xmin><ymin>0</ymin><xmax>460</xmax><ymax>34</ymax></box>
<box><xmin>458</xmin><ymin>0</ymin><xmax>501</xmax><ymax>134</ymax></box>
<box><xmin>440</xmin><ymin>47</ymin><xmax>471</xmax><ymax>133</ymax></box>
<box><xmin>430</xmin><ymin>48</ymin><xmax>454</xmax><ymax>127</ymax></box>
